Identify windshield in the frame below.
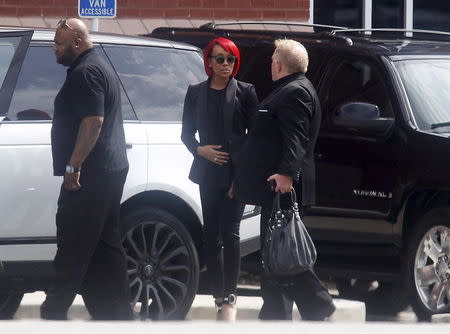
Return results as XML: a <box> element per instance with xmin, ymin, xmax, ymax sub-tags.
<box><xmin>395</xmin><ymin>59</ymin><xmax>450</xmax><ymax>132</ymax></box>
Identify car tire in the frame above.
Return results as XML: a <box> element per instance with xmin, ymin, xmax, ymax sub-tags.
<box><xmin>0</xmin><ymin>293</ymin><xmax>23</xmax><ymax>319</ymax></box>
<box><xmin>335</xmin><ymin>279</ymin><xmax>408</xmax><ymax>316</ymax></box>
<box><xmin>121</xmin><ymin>207</ymin><xmax>199</xmax><ymax>320</ymax></box>
<box><xmin>405</xmin><ymin>207</ymin><xmax>450</xmax><ymax>322</ymax></box>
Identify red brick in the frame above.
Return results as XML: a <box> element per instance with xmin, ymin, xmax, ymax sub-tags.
<box><xmin>179</xmin><ymin>0</ymin><xmax>201</xmax><ymax>7</ymax></box>
<box><xmin>202</xmin><ymin>0</ymin><xmax>226</xmax><ymax>8</ymax></box>
<box><xmin>237</xmin><ymin>9</ymin><xmax>262</xmax><ymax>19</ymax></box>
<box><xmin>286</xmin><ymin>9</ymin><xmax>308</xmax><ymax>20</ymax></box>
<box><xmin>0</xmin><ymin>6</ymin><xmax>18</xmax><ymax>16</ymax></box>
<box><xmin>17</xmin><ymin>7</ymin><xmax>42</xmax><ymax>16</ymax></box>
<box><xmin>67</xmin><ymin>7</ymin><xmax>78</xmax><ymax>17</ymax></box>
<box><xmin>118</xmin><ymin>8</ymin><xmax>141</xmax><ymax>17</ymax></box>
<box><xmin>251</xmin><ymin>0</ymin><xmax>274</xmax><ymax>8</ymax></box>
<box><xmin>275</xmin><ymin>0</ymin><xmax>298</xmax><ymax>8</ymax></box>
<box><xmin>3</xmin><ymin>0</ymin><xmax>24</xmax><ymax>5</ymax></box>
<box><xmin>227</xmin><ymin>0</ymin><xmax>251</xmax><ymax>8</ymax></box>
<box><xmin>165</xmin><ymin>8</ymin><xmax>190</xmax><ymax>17</ymax></box>
<box><xmin>213</xmin><ymin>8</ymin><xmax>238</xmax><ymax>19</ymax></box>
<box><xmin>42</xmin><ymin>7</ymin><xmax>68</xmax><ymax>17</ymax></box>
<box><xmin>117</xmin><ymin>0</ymin><xmax>131</xmax><ymax>6</ymax></box>
<box><xmin>142</xmin><ymin>8</ymin><xmax>165</xmax><ymax>17</ymax></box>
<box><xmin>154</xmin><ymin>0</ymin><xmax>177</xmax><ymax>8</ymax></box>
<box><xmin>53</xmin><ymin>0</ymin><xmax>77</xmax><ymax>7</ymax></box>
<box><xmin>262</xmin><ymin>10</ymin><xmax>286</xmax><ymax>19</ymax></box>
<box><xmin>129</xmin><ymin>0</ymin><xmax>155</xmax><ymax>8</ymax></box>
<box><xmin>190</xmin><ymin>8</ymin><xmax>213</xmax><ymax>18</ymax></box>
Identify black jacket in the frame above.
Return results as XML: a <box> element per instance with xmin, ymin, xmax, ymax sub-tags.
<box><xmin>181</xmin><ymin>78</ymin><xmax>258</xmax><ymax>186</ymax></box>
<box><xmin>234</xmin><ymin>73</ymin><xmax>321</xmax><ymax>207</ymax></box>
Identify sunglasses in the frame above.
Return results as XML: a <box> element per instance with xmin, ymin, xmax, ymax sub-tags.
<box><xmin>57</xmin><ymin>19</ymin><xmax>80</xmax><ymax>38</ymax></box>
<box><xmin>210</xmin><ymin>55</ymin><xmax>237</xmax><ymax>65</ymax></box>
<box><xmin>57</xmin><ymin>19</ymin><xmax>75</xmax><ymax>31</ymax></box>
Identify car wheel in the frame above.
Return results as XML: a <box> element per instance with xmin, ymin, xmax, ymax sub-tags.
<box><xmin>406</xmin><ymin>207</ymin><xmax>450</xmax><ymax>322</ymax></box>
<box><xmin>0</xmin><ymin>293</ymin><xmax>23</xmax><ymax>319</ymax></box>
<box><xmin>336</xmin><ymin>279</ymin><xmax>408</xmax><ymax>316</ymax></box>
<box><xmin>121</xmin><ymin>207</ymin><xmax>199</xmax><ymax>320</ymax></box>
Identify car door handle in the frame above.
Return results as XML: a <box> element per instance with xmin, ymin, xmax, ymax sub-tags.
<box><xmin>126</xmin><ymin>143</ymin><xmax>133</xmax><ymax>149</ymax></box>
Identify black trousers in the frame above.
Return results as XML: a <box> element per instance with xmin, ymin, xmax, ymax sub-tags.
<box><xmin>41</xmin><ymin>168</ymin><xmax>133</xmax><ymax>320</ymax></box>
<box><xmin>199</xmin><ymin>183</ymin><xmax>245</xmax><ymax>298</ymax></box>
<box><xmin>258</xmin><ymin>206</ymin><xmax>334</xmax><ymax>320</ymax></box>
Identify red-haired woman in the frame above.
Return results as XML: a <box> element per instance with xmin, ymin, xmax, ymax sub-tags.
<box><xmin>181</xmin><ymin>37</ymin><xmax>258</xmax><ymax>321</ymax></box>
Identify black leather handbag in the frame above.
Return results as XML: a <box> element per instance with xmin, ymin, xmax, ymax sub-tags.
<box><xmin>262</xmin><ymin>188</ymin><xmax>317</xmax><ymax>277</ymax></box>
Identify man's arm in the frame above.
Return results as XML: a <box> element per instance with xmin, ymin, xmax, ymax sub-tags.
<box><xmin>64</xmin><ymin>116</ymin><xmax>103</xmax><ymax>190</ymax></box>
<box><xmin>269</xmin><ymin>86</ymin><xmax>314</xmax><ymax>193</ymax></box>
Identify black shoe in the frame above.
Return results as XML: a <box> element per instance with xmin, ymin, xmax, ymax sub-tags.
<box><xmin>302</xmin><ymin>302</ymin><xmax>336</xmax><ymax>321</ymax></box>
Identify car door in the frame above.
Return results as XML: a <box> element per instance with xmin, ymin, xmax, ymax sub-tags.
<box><xmin>306</xmin><ymin>55</ymin><xmax>399</xmax><ymax>246</ymax></box>
<box><xmin>0</xmin><ymin>30</ymin><xmax>36</xmax><ymax>257</ymax></box>
<box><xmin>0</xmin><ymin>41</ymin><xmax>146</xmax><ymax>262</ymax></box>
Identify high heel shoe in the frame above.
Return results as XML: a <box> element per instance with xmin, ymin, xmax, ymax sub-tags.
<box><xmin>215</xmin><ymin>294</ymin><xmax>237</xmax><ymax>322</ymax></box>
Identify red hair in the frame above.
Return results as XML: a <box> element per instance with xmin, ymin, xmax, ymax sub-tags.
<box><xmin>203</xmin><ymin>37</ymin><xmax>241</xmax><ymax>78</ymax></box>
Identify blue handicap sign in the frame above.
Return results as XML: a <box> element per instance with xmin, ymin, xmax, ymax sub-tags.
<box><xmin>78</xmin><ymin>0</ymin><xmax>116</xmax><ymax>18</ymax></box>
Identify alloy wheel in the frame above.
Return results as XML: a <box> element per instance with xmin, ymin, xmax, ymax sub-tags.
<box><xmin>414</xmin><ymin>225</ymin><xmax>450</xmax><ymax>312</ymax></box>
<box><xmin>123</xmin><ymin>221</ymin><xmax>192</xmax><ymax>320</ymax></box>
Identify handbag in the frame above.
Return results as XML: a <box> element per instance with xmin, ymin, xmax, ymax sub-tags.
<box><xmin>262</xmin><ymin>188</ymin><xmax>317</xmax><ymax>277</ymax></box>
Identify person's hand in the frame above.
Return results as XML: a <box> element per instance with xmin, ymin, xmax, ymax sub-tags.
<box><xmin>227</xmin><ymin>183</ymin><xmax>234</xmax><ymax>199</ymax></box>
<box><xmin>63</xmin><ymin>172</ymin><xmax>81</xmax><ymax>191</ymax></box>
<box><xmin>267</xmin><ymin>174</ymin><xmax>293</xmax><ymax>194</ymax></box>
<box><xmin>197</xmin><ymin>145</ymin><xmax>229</xmax><ymax>165</ymax></box>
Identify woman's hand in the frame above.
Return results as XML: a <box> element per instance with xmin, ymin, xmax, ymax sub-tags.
<box><xmin>197</xmin><ymin>145</ymin><xmax>229</xmax><ymax>165</ymax></box>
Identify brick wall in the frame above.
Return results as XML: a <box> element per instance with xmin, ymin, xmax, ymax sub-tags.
<box><xmin>0</xmin><ymin>0</ymin><xmax>309</xmax><ymax>20</ymax></box>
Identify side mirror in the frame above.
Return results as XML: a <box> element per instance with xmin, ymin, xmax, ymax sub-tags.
<box><xmin>332</xmin><ymin>102</ymin><xmax>394</xmax><ymax>138</ymax></box>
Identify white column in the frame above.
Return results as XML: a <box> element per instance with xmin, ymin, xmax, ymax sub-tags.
<box><xmin>91</xmin><ymin>18</ymin><xmax>99</xmax><ymax>32</ymax></box>
<box><xmin>404</xmin><ymin>0</ymin><xmax>414</xmax><ymax>37</ymax></box>
<box><xmin>309</xmin><ymin>0</ymin><xmax>314</xmax><ymax>24</ymax></box>
<box><xmin>363</xmin><ymin>0</ymin><xmax>372</xmax><ymax>35</ymax></box>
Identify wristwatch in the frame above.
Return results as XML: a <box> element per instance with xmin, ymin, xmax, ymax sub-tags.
<box><xmin>65</xmin><ymin>165</ymin><xmax>81</xmax><ymax>173</ymax></box>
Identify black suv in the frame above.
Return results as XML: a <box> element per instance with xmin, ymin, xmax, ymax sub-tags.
<box><xmin>151</xmin><ymin>22</ymin><xmax>450</xmax><ymax>321</ymax></box>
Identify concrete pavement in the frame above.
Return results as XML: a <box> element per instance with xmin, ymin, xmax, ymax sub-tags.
<box><xmin>14</xmin><ymin>291</ymin><xmax>365</xmax><ymax>321</ymax></box>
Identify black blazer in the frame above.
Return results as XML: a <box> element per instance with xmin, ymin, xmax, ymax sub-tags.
<box><xmin>234</xmin><ymin>73</ymin><xmax>322</xmax><ymax>207</ymax></box>
<box><xmin>181</xmin><ymin>78</ymin><xmax>258</xmax><ymax>186</ymax></box>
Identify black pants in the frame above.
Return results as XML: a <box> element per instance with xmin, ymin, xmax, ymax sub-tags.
<box><xmin>41</xmin><ymin>168</ymin><xmax>133</xmax><ymax>320</ymax></box>
<box><xmin>199</xmin><ymin>183</ymin><xmax>245</xmax><ymax>298</ymax></box>
<box><xmin>258</xmin><ymin>206</ymin><xmax>335</xmax><ymax>320</ymax></box>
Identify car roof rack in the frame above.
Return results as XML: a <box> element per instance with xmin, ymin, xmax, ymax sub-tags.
<box><xmin>331</xmin><ymin>28</ymin><xmax>450</xmax><ymax>39</ymax></box>
<box><xmin>199</xmin><ymin>21</ymin><xmax>348</xmax><ymax>31</ymax></box>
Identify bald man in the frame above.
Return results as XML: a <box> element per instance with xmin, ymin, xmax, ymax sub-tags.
<box><xmin>40</xmin><ymin>18</ymin><xmax>132</xmax><ymax>320</ymax></box>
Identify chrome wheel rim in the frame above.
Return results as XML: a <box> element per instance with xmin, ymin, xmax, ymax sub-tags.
<box><xmin>123</xmin><ymin>221</ymin><xmax>192</xmax><ymax>320</ymax></box>
<box><xmin>414</xmin><ymin>225</ymin><xmax>450</xmax><ymax>312</ymax></box>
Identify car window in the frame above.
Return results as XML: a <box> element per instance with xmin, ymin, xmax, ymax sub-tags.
<box><xmin>0</xmin><ymin>36</ymin><xmax>21</xmax><ymax>88</ymax></box>
<box><xmin>103</xmin><ymin>45</ymin><xmax>206</xmax><ymax>122</ymax></box>
<box><xmin>7</xmin><ymin>45</ymin><xmax>136</xmax><ymax>121</ymax></box>
<box><xmin>322</xmin><ymin>58</ymin><xmax>393</xmax><ymax>122</ymax></box>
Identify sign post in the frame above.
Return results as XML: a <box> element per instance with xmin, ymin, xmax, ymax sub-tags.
<box><xmin>78</xmin><ymin>0</ymin><xmax>117</xmax><ymax>32</ymax></box>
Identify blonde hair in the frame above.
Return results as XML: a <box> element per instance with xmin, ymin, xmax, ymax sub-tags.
<box><xmin>274</xmin><ymin>39</ymin><xmax>309</xmax><ymax>74</ymax></box>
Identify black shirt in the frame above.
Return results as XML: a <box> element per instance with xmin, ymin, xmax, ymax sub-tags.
<box><xmin>51</xmin><ymin>48</ymin><xmax>128</xmax><ymax>176</ymax></box>
<box><xmin>206</xmin><ymin>87</ymin><xmax>225</xmax><ymax>146</ymax></box>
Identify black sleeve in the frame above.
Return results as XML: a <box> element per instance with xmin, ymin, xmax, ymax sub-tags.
<box><xmin>181</xmin><ymin>85</ymin><xmax>200</xmax><ymax>156</ymax></box>
<box><xmin>276</xmin><ymin>86</ymin><xmax>314</xmax><ymax>180</ymax></box>
<box><xmin>243</xmin><ymin>84</ymin><xmax>259</xmax><ymax>130</ymax></box>
<box><xmin>72</xmin><ymin>66</ymin><xmax>105</xmax><ymax>119</ymax></box>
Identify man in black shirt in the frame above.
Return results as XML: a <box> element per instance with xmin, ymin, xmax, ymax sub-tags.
<box><xmin>235</xmin><ymin>39</ymin><xmax>335</xmax><ymax>321</ymax></box>
<box><xmin>40</xmin><ymin>18</ymin><xmax>132</xmax><ymax>320</ymax></box>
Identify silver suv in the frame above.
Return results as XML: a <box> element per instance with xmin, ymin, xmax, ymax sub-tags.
<box><xmin>0</xmin><ymin>29</ymin><xmax>260</xmax><ymax>320</ymax></box>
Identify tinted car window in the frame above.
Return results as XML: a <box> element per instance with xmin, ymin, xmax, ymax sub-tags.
<box><xmin>7</xmin><ymin>45</ymin><xmax>135</xmax><ymax>121</ymax></box>
<box><xmin>0</xmin><ymin>36</ymin><xmax>21</xmax><ymax>89</ymax></box>
<box><xmin>104</xmin><ymin>45</ymin><xmax>205</xmax><ymax>122</ymax></box>
<box><xmin>323</xmin><ymin>58</ymin><xmax>393</xmax><ymax>119</ymax></box>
